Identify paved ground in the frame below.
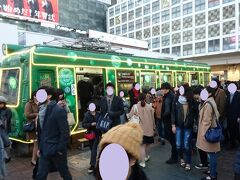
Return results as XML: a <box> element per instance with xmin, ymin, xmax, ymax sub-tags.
<box><xmin>5</xmin><ymin>141</ymin><xmax>236</xmax><ymax>180</ymax></box>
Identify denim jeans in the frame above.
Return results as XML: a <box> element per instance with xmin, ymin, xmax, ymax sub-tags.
<box><xmin>156</xmin><ymin>118</ymin><xmax>165</xmax><ymax>139</ymax></box>
<box><xmin>175</xmin><ymin>127</ymin><xmax>192</xmax><ymax>164</ymax></box>
<box><xmin>208</xmin><ymin>152</ymin><xmax>217</xmax><ymax>178</ymax></box>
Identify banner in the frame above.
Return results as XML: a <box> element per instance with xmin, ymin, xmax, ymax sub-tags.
<box><xmin>0</xmin><ymin>0</ymin><xmax>59</xmax><ymax>23</ymax></box>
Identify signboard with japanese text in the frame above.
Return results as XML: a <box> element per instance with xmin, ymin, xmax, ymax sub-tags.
<box><xmin>0</xmin><ymin>0</ymin><xmax>59</xmax><ymax>24</ymax></box>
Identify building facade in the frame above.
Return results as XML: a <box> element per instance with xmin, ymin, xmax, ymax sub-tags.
<box><xmin>107</xmin><ymin>0</ymin><xmax>240</xmax><ymax>80</ymax></box>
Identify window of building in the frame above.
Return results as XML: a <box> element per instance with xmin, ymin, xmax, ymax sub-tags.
<box><xmin>195</xmin><ymin>42</ymin><xmax>206</xmax><ymax>54</ymax></box>
<box><xmin>183</xmin><ymin>16</ymin><xmax>192</xmax><ymax>29</ymax></box>
<box><xmin>183</xmin><ymin>30</ymin><xmax>193</xmax><ymax>42</ymax></box>
<box><xmin>172</xmin><ymin>19</ymin><xmax>181</xmax><ymax>31</ymax></box>
<box><xmin>128</xmin><ymin>11</ymin><xmax>134</xmax><ymax>21</ymax></box>
<box><xmin>223</xmin><ymin>36</ymin><xmax>236</xmax><ymax>50</ymax></box>
<box><xmin>162</xmin><ymin>22</ymin><xmax>170</xmax><ymax>34</ymax></box>
<box><xmin>122</xmin><ymin>24</ymin><xmax>127</xmax><ymax>34</ymax></box>
<box><xmin>208</xmin><ymin>9</ymin><xmax>220</xmax><ymax>23</ymax></box>
<box><xmin>183</xmin><ymin>3</ymin><xmax>192</xmax><ymax>15</ymax></box>
<box><xmin>208</xmin><ymin>39</ymin><xmax>220</xmax><ymax>52</ymax></box>
<box><xmin>172</xmin><ymin>33</ymin><xmax>181</xmax><ymax>44</ymax></box>
<box><xmin>116</xmin><ymin>26</ymin><xmax>121</xmax><ymax>35</ymax></box>
<box><xmin>152</xmin><ymin>1</ymin><xmax>160</xmax><ymax>12</ymax></box>
<box><xmin>195</xmin><ymin>0</ymin><xmax>205</xmax><ymax>11</ymax></box>
<box><xmin>136</xmin><ymin>30</ymin><xmax>142</xmax><ymax>40</ymax></box>
<box><xmin>135</xmin><ymin>0</ymin><xmax>142</xmax><ymax>7</ymax></box>
<box><xmin>162</xmin><ymin>0</ymin><xmax>170</xmax><ymax>9</ymax></box>
<box><xmin>147</xmin><ymin>39</ymin><xmax>151</xmax><ymax>49</ymax></box>
<box><xmin>115</xmin><ymin>5</ymin><xmax>120</xmax><ymax>15</ymax></box>
<box><xmin>195</xmin><ymin>27</ymin><xmax>206</xmax><ymax>40</ymax></box>
<box><xmin>223</xmin><ymin>5</ymin><xmax>235</xmax><ymax>19</ymax></box>
<box><xmin>110</xmin><ymin>18</ymin><xmax>114</xmax><ymax>27</ymax></box>
<box><xmin>195</xmin><ymin>13</ymin><xmax>206</xmax><ymax>26</ymax></box>
<box><xmin>208</xmin><ymin>24</ymin><xmax>220</xmax><ymax>37</ymax></box>
<box><xmin>152</xmin><ymin>25</ymin><xmax>160</xmax><ymax>36</ymax></box>
<box><xmin>144</xmin><ymin>4</ymin><xmax>151</xmax><ymax>15</ymax></box>
<box><xmin>110</xmin><ymin>28</ymin><xmax>114</xmax><ymax>34</ymax></box>
<box><xmin>135</xmin><ymin>7</ymin><xmax>142</xmax><ymax>18</ymax></box>
<box><xmin>162</xmin><ymin>10</ymin><xmax>170</xmax><ymax>21</ymax></box>
<box><xmin>183</xmin><ymin>44</ymin><xmax>193</xmax><ymax>56</ymax></box>
<box><xmin>152</xmin><ymin>13</ymin><xmax>160</xmax><ymax>24</ymax></box>
<box><xmin>144</xmin><ymin>28</ymin><xmax>151</xmax><ymax>38</ymax></box>
<box><xmin>172</xmin><ymin>46</ymin><xmax>181</xmax><ymax>56</ymax></box>
<box><xmin>136</xmin><ymin>19</ymin><xmax>142</xmax><ymax>29</ymax></box>
<box><xmin>122</xmin><ymin>13</ymin><xmax>127</xmax><ymax>23</ymax></box>
<box><xmin>223</xmin><ymin>20</ymin><xmax>235</xmax><ymax>35</ymax></box>
<box><xmin>239</xmin><ymin>35</ymin><xmax>240</xmax><ymax>48</ymax></box>
<box><xmin>172</xmin><ymin>6</ymin><xmax>181</xmax><ymax>19</ymax></box>
<box><xmin>162</xmin><ymin>48</ymin><xmax>170</xmax><ymax>54</ymax></box>
<box><xmin>144</xmin><ymin>16</ymin><xmax>151</xmax><ymax>27</ymax></box>
<box><xmin>208</xmin><ymin>0</ymin><xmax>219</xmax><ymax>8</ymax></box>
<box><xmin>152</xmin><ymin>37</ymin><xmax>160</xmax><ymax>48</ymax></box>
<box><xmin>129</xmin><ymin>32</ymin><xmax>134</xmax><ymax>38</ymax></box>
<box><xmin>121</xmin><ymin>2</ymin><xmax>127</xmax><ymax>12</ymax></box>
<box><xmin>172</xmin><ymin>0</ymin><xmax>180</xmax><ymax>6</ymax></box>
<box><xmin>162</xmin><ymin>35</ymin><xmax>170</xmax><ymax>46</ymax></box>
<box><xmin>143</xmin><ymin>0</ymin><xmax>150</xmax><ymax>3</ymax></box>
<box><xmin>115</xmin><ymin>16</ymin><xmax>121</xmax><ymax>25</ymax></box>
<box><xmin>128</xmin><ymin>21</ymin><xmax>134</xmax><ymax>31</ymax></box>
<box><xmin>223</xmin><ymin>0</ymin><xmax>234</xmax><ymax>3</ymax></box>
<box><xmin>109</xmin><ymin>7</ymin><xmax>114</xmax><ymax>17</ymax></box>
<box><xmin>128</xmin><ymin>0</ymin><xmax>134</xmax><ymax>10</ymax></box>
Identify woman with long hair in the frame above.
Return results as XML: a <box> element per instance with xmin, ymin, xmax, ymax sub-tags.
<box><xmin>24</xmin><ymin>91</ymin><xmax>39</xmax><ymax>166</ymax></box>
<box><xmin>172</xmin><ymin>84</ymin><xmax>195</xmax><ymax>171</ymax></box>
<box><xmin>196</xmin><ymin>86</ymin><xmax>220</xmax><ymax>180</ymax></box>
<box><xmin>128</xmin><ymin>93</ymin><xmax>155</xmax><ymax>168</ymax></box>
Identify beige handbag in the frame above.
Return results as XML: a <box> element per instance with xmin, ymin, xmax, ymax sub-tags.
<box><xmin>67</xmin><ymin>112</ymin><xmax>75</xmax><ymax>126</ymax></box>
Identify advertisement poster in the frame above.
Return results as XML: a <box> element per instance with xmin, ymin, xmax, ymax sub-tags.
<box><xmin>0</xmin><ymin>0</ymin><xmax>59</xmax><ymax>23</ymax></box>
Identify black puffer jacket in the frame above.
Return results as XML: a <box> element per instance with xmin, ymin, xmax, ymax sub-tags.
<box><xmin>171</xmin><ymin>97</ymin><xmax>196</xmax><ymax>129</ymax></box>
<box><xmin>161</xmin><ymin>91</ymin><xmax>175</xmax><ymax>123</ymax></box>
<box><xmin>82</xmin><ymin>111</ymin><xmax>101</xmax><ymax>137</ymax></box>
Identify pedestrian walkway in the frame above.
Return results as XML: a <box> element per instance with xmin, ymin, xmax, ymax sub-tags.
<box><xmin>5</xmin><ymin>141</ymin><xmax>235</xmax><ymax>180</ymax></box>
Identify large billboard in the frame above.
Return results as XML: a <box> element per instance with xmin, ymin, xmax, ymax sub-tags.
<box><xmin>0</xmin><ymin>0</ymin><xmax>59</xmax><ymax>23</ymax></box>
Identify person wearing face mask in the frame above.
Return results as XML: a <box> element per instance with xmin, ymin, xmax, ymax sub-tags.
<box><xmin>196</xmin><ymin>86</ymin><xmax>220</xmax><ymax>180</ymax></box>
<box><xmin>36</xmin><ymin>86</ymin><xmax>72</xmax><ymax>180</ymax></box>
<box><xmin>171</xmin><ymin>84</ymin><xmax>195</xmax><ymax>171</ymax></box>
<box><xmin>95</xmin><ymin>122</ymin><xmax>148</xmax><ymax>180</ymax></box>
<box><xmin>82</xmin><ymin>102</ymin><xmax>101</xmax><ymax>174</ymax></box>
<box><xmin>99</xmin><ymin>82</ymin><xmax>124</xmax><ymax>128</ymax></box>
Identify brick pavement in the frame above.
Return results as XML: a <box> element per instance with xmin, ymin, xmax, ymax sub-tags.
<box><xmin>5</xmin><ymin>142</ymin><xmax>236</xmax><ymax>180</ymax></box>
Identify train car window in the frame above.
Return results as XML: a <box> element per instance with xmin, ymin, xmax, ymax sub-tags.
<box><xmin>0</xmin><ymin>69</ymin><xmax>20</xmax><ymax>105</ymax></box>
<box><xmin>141</xmin><ymin>72</ymin><xmax>156</xmax><ymax>90</ymax></box>
<box><xmin>117</xmin><ymin>70</ymin><xmax>135</xmax><ymax>96</ymax></box>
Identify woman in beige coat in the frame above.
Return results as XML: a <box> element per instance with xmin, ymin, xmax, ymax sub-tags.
<box><xmin>128</xmin><ymin>93</ymin><xmax>156</xmax><ymax>168</ymax></box>
<box><xmin>196</xmin><ymin>86</ymin><xmax>220</xmax><ymax>180</ymax></box>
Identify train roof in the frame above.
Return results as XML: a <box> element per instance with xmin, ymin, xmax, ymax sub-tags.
<box><xmin>2</xmin><ymin>44</ymin><xmax>210</xmax><ymax>69</ymax></box>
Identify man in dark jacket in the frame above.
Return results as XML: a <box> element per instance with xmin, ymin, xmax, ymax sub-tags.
<box><xmin>36</xmin><ymin>86</ymin><xmax>72</xmax><ymax>180</ymax></box>
<box><xmin>226</xmin><ymin>83</ymin><xmax>240</xmax><ymax>149</ymax></box>
<box><xmin>100</xmin><ymin>82</ymin><xmax>124</xmax><ymax>128</ymax></box>
<box><xmin>161</xmin><ymin>82</ymin><xmax>177</xmax><ymax>164</ymax></box>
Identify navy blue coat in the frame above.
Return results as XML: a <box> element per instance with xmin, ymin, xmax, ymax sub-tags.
<box><xmin>226</xmin><ymin>92</ymin><xmax>240</xmax><ymax>128</ymax></box>
<box><xmin>37</xmin><ymin>101</ymin><xmax>70</xmax><ymax>157</ymax></box>
<box><xmin>100</xmin><ymin>96</ymin><xmax>124</xmax><ymax>128</ymax></box>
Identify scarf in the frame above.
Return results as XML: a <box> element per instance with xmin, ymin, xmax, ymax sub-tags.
<box><xmin>178</xmin><ymin>96</ymin><xmax>187</xmax><ymax>105</ymax></box>
<box><xmin>38</xmin><ymin>101</ymin><xmax>56</xmax><ymax>129</ymax></box>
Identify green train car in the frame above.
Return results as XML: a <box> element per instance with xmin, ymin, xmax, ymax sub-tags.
<box><xmin>0</xmin><ymin>44</ymin><xmax>210</xmax><ymax>143</ymax></box>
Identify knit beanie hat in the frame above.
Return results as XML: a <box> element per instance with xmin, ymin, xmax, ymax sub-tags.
<box><xmin>99</xmin><ymin>122</ymin><xmax>143</xmax><ymax>160</ymax></box>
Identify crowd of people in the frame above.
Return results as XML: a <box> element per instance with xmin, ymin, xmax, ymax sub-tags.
<box><xmin>1</xmin><ymin>79</ymin><xmax>240</xmax><ymax>180</ymax></box>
